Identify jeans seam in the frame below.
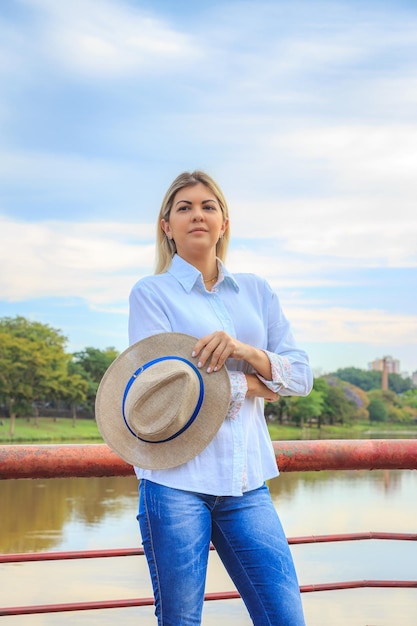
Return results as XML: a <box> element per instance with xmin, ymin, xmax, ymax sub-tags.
<box><xmin>143</xmin><ymin>480</ymin><xmax>164</xmax><ymax>625</ymax></box>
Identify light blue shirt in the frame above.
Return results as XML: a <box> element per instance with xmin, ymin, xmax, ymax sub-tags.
<box><xmin>129</xmin><ymin>254</ymin><xmax>313</xmax><ymax>496</ymax></box>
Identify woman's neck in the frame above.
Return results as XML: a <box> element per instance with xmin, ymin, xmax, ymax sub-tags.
<box><xmin>176</xmin><ymin>252</ymin><xmax>218</xmax><ymax>282</ymax></box>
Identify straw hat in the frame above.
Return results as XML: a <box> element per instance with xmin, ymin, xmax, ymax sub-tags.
<box><xmin>95</xmin><ymin>332</ymin><xmax>231</xmax><ymax>469</ymax></box>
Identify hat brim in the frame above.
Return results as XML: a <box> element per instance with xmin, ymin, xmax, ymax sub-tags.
<box><xmin>95</xmin><ymin>332</ymin><xmax>231</xmax><ymax>469</ymax></box>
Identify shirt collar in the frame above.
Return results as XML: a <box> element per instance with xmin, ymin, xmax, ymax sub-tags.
<box><xmin>167</xmin><ymin>254</ymin><xmax>240</xmax><ymax>293</ymax></box>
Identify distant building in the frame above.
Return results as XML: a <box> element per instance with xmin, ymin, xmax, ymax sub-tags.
<box><xmin>368</xmin><ymin>356</ymin><xmax>401</xmax><ymax>375</ymax></box>
<box><xmin>412</xmin><ymin>371</ymin><xmax>417</xmax><ymax>387</ymax></box>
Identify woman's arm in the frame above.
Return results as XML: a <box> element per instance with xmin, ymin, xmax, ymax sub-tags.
<box><xmin>192</xmin><ymin>331</ymin><xmax>272</xmax><ymax>378</ymax></box>
<box><xmin>192</xmin><ymin>284</ymin><xmax>313</xmax><ymax>400</ymax></box>
<box><xmin>245</xmin><ymin>373</ymin><xmax>280</xmax><ymax>402</ymax></box>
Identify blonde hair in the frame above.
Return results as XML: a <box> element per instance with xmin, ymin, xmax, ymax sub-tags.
<box><xmin>155</xmin><ymin>171</ymin><xmax>230</xmax><ymax>274</ymax></box>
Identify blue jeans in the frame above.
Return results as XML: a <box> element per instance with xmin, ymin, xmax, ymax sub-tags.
<box><xmin>138</xmin><ymin>480</ymin><xmax>306</xmax><ymax>626</ymax></box>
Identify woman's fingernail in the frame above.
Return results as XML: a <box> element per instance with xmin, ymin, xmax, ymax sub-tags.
<box><xmin>207</xmin><ymin>367</ymin><xmax>212</xmax><ymax>373</ymax></box>
<box><xmin>197</xmin><ymin>361</ymin><xmax>202</xmax><ymax>368</ymax></box>
<box><xmin>191</xmin><ymin>351</ymin><xmax>196</xmax><ymax>357</ymax></box>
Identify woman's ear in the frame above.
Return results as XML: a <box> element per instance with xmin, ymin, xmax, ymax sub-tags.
<box><xmin>161</xmin><ymin>218</ymin><xmax>172</xmax><ymax>239</ymax></box>
<box><xmin>220</xmin><ymin>218</ymin><xmax>229</xmax><ymax>237</ymax></box>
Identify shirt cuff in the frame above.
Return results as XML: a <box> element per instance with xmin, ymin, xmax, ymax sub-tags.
<box><xmin>257</xmin><ymin>350</ymin><xmax>291</xmax><ymax>393</ymax></box>
<box><xmin>227</xmin><ymin>371</ymin><xmax>248</xmax><ymax>420</ymax></box>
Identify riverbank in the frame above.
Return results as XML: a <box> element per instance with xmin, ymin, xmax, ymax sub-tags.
<box><xmin>1</xmin><ymin>416</ymin><xmax>417</xmax><ymax>443</ymax></box>
<box><xmin>268</xmin><ymin>421</ymin><xmax>417</xmax><ymax>440</ymax></box>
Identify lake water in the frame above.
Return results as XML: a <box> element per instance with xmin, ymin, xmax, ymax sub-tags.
<box><xmin>1</xmin><ymin>469</ymin><xmax>416</xmax><ymax>625</ymax></box>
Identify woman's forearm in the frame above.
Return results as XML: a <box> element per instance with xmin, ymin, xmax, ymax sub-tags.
<box><xmin>240</xmin><ymin>345</ymin><xmax>272</xmax><ymax>380</ymax></box>
<box><xmin>245</xmin><ymin>373</ymin><xmax>279</xmax><ymax>402</ymax></box>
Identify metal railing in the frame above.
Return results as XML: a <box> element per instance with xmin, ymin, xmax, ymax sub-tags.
<box><xmin>1</xmin><ymin>439</ymin><xmax>417</xmax><ymax>617</ymax></box>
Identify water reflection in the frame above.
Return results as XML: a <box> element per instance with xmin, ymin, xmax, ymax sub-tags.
<box><xmin>1</xmin><ymin>470</ymin><xmax>416</xmax><ymax>625</ymax></box>
<box><xmin>1</xmin><ymin>475</ymin><xmax>139</xmax><ymax>554</ymax></box>
<box><xmin>2</xmin><ymin>470</ymin><xmax>408</xmax><ymax>554</ymax></box>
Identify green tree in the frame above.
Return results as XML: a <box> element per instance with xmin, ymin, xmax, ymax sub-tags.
<box><xmin>399</xmin><ymin>390</ymin><xmax>417</xmax><ymax>422</ymax></box>
<box><xmin>320</xmin><ymin>382</ymin><xmax>355</xmax><ymax>425</ymax></box>
<box><xmin>368</xmin><ymin>397</ymin><xmax>388</xmax><ymax>422</ymax></box>
<box><xmin>312</xmin><ymin>377</ymin><xmax>330</xmax><ymax>427</ymax></box>
<box><xmin>265</xmin><ymin>396</ymin><xmax>290</xmax><ymax>424</ymax></box>
<box><xmin>330</xmin><ymin>367</ymin><xmax>381</xmax><ymax>392</ymax></box>
<box><xmin>0</xmin><ymin>317</ymin><xmax>69</xmax><ymax>435</ymax></box>
<box><xmin>317</xmin><ymin>376</ymin><xmax>368</xmax><ymax>425</ymax></box>
<box><xmin>64</xmin><ymin>360</ymin><xmax>89</xmax><ymax>425</ymax></box>
<box><xmin>401</xmin><ymin>389</ymin><xmax>417</xmax><ymax>410</ymax></box>
<box><xmin>388</xmin><ymin>373</ymin><xmax>414</xmax><ymax>394</ymax></box>
<box><xmin>72</xmin><ymin>347</ymin><xmax>119</xmax><ymax>414</ymax></box>
<box><xmin>367</xmin><ymin>388</ymin><xmax>412</xmax><ymax>424</ymax></box>
<box><xmin>0</xmin><ymin>332</ymin><xmax>33</xmax><ymax>435</ymax></box>
<box><xmin>287</xmin><ymin>389</ymin><xmax>324</xmax><ymax>427</ymax></box>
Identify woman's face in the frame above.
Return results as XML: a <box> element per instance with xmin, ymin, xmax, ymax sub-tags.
<box><xmin>161</xmin><ymin>183</ymin><xmax>228</xmax><ymax>260</ymax></box>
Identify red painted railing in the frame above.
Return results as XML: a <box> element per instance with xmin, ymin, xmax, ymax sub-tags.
<box><xmin>1</xmin><ymin>439</ymin><xmax>417</xmax><ymax>617</ymax></box>
<box><xmin>1</xmin><ymin>439</ymin><xmax>417</xmax><ymax>479</ymax></box>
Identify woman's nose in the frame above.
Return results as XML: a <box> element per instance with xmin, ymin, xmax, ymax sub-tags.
<box><xmin>192</xmin><ymin>207</ymin><xmax>204</xmax><ymax>220</ymax></box>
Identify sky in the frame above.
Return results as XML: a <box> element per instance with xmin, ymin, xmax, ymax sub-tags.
<box><xmin>0</xmin><ymin>0</ymin><xmax>416</xmax><ymax>376</ymax></box>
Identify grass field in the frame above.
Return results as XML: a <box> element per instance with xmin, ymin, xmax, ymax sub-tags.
<box><xmin>0</xmin><ymin>417</ymin><xmax>103</xmax><ymax>443</ymax></box>
<box><xmin>1</xmin><ymin>416</ymin><xmax>416</xmax><ymax>444</ymax></box>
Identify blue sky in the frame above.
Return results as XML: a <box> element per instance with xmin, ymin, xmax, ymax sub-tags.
<box><xmin>1</xmin><ymin>0</ymin><xmax>416</xmax><ymax>376</ymax></box>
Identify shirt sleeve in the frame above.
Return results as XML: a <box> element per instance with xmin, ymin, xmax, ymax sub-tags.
<box><xmin>260</xmin><ymin>282</ymin><xmax>313</xmax><ymax>397</ymax></box>
<box><xmin>128</xmin><ymin>279</ymin><xmax>172</xmax><ymax>344</ymax></box>
<box><xmin>227</xmin><ymin>371</ymin><xmax>248</xmax><ymax>420</ymax></box>
<box><xmin>256</xmin><ymin>350</ymin><xmax>291</xmax><ymax>392</ymax></box>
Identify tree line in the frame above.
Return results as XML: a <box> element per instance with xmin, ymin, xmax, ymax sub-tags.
<box><xmin>1</xmin><ymin>316</ymin><xmax>416</xmax><ymax>436</ymax></box>
<box><xmin>266</xmin><ymin>367</ymin><xmax>417</xmax><ymax>428</ymax></box>
<box><xmin>0</xmin><ymin>316</ymin><xmax>118</xmax><ymax>436</ymax></box>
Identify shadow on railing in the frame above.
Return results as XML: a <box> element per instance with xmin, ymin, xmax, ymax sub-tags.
<box><xmin>1</xmin><ymin>439</ymin><xmax>417</xmax><ymax>617</ymax></box>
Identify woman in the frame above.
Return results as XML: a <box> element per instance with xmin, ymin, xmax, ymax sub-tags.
<box><xmin>128</xmin><ymin>171</ymin><xmax>313</xmax><ymax>625</ymax></box>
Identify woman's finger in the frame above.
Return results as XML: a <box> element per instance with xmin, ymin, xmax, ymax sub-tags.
<box><xmin>192</xmin><ymin>332</ymin><xmax>235</xmax><ymax>372</ymax></box>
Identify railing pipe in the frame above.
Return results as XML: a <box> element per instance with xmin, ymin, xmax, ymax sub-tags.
<box><xmin>2</xmin><ymin>581</ymin><xmax>417</xmax><ymax>616</ymax></box>
<box><xmin>1</xmin><ymin>439</ymin><xmax>417</xmax><ymax>480</ymax></box>
<box><xmin>1</xmin><ymin>532</ymin><xmax>416</xmax><ymax>565</ymax></box>
<box><xmin>272</xmin><ymin>438</ymin><xmax>417</xmax><ymax>472</ymax></box>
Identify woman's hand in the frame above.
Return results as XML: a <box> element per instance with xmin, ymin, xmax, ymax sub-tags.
<box><xmin>192</xmin><ymin>331</ymin><xmax>250</xmax><ymax>373</ymax></box>
<box><xmin>245</xmin><ymin>374</ymin><xmax>280</xmax><ymax>402</ymax></box>
<box><xmin>192</xmin><ymin>330</ymin><xmax>272</xmax><ymax>380</ymax></box>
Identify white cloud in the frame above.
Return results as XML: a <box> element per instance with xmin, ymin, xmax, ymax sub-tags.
<box><xmin>369</xmin><ymin>74</ymin><xmax>417</xmax><ymax>110</ymax></box>
<box><xmin>1</xmin><ymin>193</ymin><xmax>415</xmax><ymax>309</ymax></box>
<box><xmin>279</xmin><ymin>125</ymin><xmax>417</xmax><ymax>190</ymax></box>
<box><xmin>169</xmin><ymin>1</ymin><xmax>417</xmax><ymax>116</ymax></box>
<box><xmin>220</xmin><ymin>120</ymin><xmax>417</xmax><ymax>267</ymax></box>
<box><xmin>230</xmin><ymin>194</ymin><xmax>417</xmax><ymax>267</ymax></box>
<box><xmin>0</xmin><ymin>216</ymin><xmax>350</xmax><ymax>306</ymax></box>
<box><xmin>18</xmin><ymin>0</ymin><xmax>197</xmax><ymax>77</ymax></box>
<box><xmin>0</xmin><ymin>217</ymin><xmax>154</xmax><ymax>302</ymax></box>
<box><xmin>228</xmin><ymin>248</ymin><xmax>337</xmax><ymax>285</ymax></box>
<box><xmin>1</xmin><ymin>216</ymin><xmax>416</xmax><ymax>352</ymax></box>
<box><xmin>287</xmin><ymin>306</ymin><xmax>417</xmax><ymax>346</ymax></box>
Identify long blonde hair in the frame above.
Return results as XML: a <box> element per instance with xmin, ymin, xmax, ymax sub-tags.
<box><xmin>155</xmin><ymin>171</ymin><xmax>230</xmax><ymax>274</ymax></box>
